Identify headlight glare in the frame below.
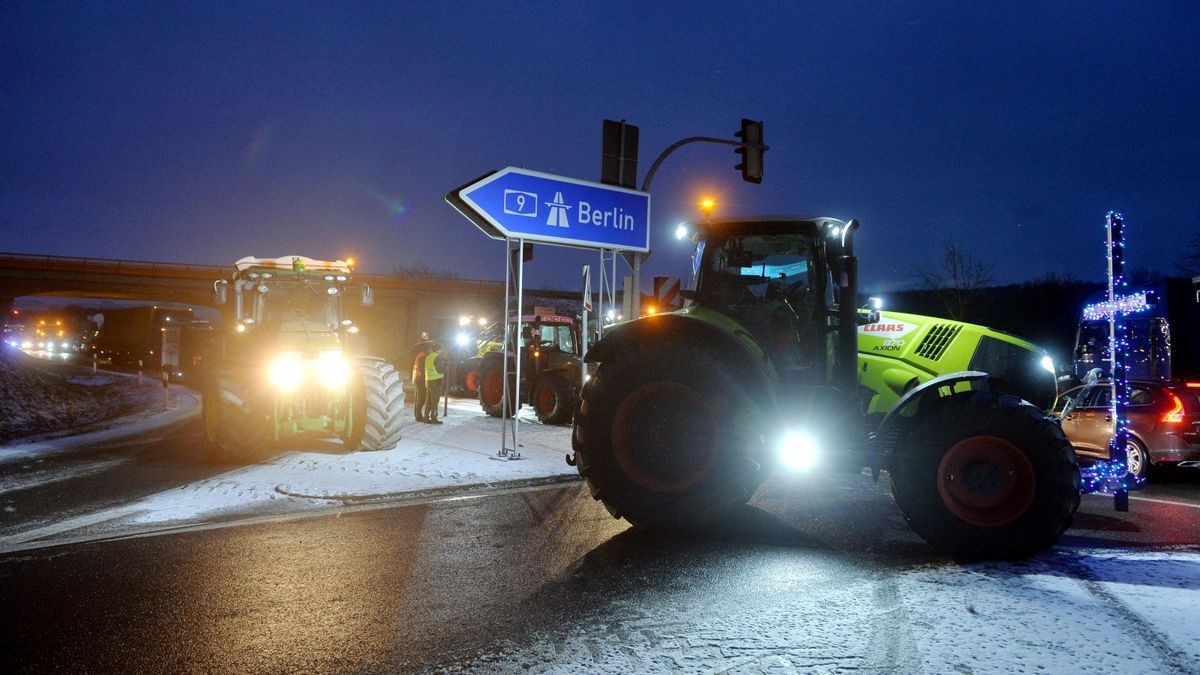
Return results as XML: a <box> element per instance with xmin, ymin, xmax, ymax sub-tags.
<box><xmin>317</xmin><ymin>351</ymin><xmax>350</xmax><ymax>389</ymax></box>
<box><xmin>268</xmin><ymin>354</ymin><xmax>302</xmax><ymax>390</ymax></box>
<box><xmin>778</xmin><ymin>431</ymin><xmax>819</xmax><ymax>471</ymax></box>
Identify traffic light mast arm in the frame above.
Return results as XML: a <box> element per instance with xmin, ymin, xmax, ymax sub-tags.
<box><xmin>640</xmin><ymin>136</ymin><xmax>766</xmax><ymax>192</ymax></box>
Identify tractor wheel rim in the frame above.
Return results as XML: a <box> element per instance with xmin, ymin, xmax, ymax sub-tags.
<box><xmin>936</xmin><ymin>435</ymin><xmax>1036</xmax><ymax>528</ymax></box>
<box><xmin>465</xmin><ymin>371</ymin><xmax>479</xmax><ymax>393</ymax></box>
<box><xmin>1125</xmin><ymin>440</ymin><xmax>1145</xmax><ymax>476</ymax></box>
<box><xmin>537</xmin><ymin>386</ymin><xmax>556</xmax><ymax>414</ymax></box>
<box><xmin>611</xmin><ymin>381</ymin><xmax>718</xmax><ymax>494</ymax></box>
<box><xmin>482</xmin><ymin>371</ymin><xmax>503</xmax><ymax>406</ymax></box>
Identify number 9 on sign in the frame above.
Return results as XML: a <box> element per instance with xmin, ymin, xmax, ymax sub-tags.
<box><xmin>503</xmin><ymin>189</ymin><xmax>538</xmax><ymax>218</ymax></box>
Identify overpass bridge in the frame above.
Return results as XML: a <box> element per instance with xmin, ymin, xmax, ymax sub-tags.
<box><xmin>0</xmin><ymin>251</ymin><xmax>561</xmax><ymax>360</ymax></box>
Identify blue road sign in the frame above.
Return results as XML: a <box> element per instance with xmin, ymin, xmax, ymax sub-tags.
<box><xmin>446</xmin><ymin>167</ymin><xmax>651</xmax><ymax>252</ymax></box>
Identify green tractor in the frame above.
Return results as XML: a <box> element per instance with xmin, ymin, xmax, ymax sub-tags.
<box><xmin>570</xmin><ymin>217</ymin><xmax>1080</xmax><ymax>559</ymax></box>
<box><xmin>202</xmin><ymin>255</ymin><xmax>405</xmax><ymax>462</ymax></box>
<box><xmin>478</xmin><ymin>314</ymin><xmax>582</xmax><ymax>425</ymax></box>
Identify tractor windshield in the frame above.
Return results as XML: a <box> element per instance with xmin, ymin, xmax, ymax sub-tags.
<box><xmin>696</xmin><ymin>230</ymin><xmax>825</xmax><ymax>378</ymax></box>
<box><xmin>698</xmin><ymin>232</ymin><xmax>816</xmax><ymax>307</ymax></box>
<box><xmin>258</xmin><ymin>282</ymin><xmax>340</xmax><ymax>328</ymax></box>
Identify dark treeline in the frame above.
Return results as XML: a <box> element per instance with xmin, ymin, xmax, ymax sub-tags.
<box><xmin>883</xmin><ymin>279</ymin><xmax>1105</xmax><ymax>361</ymax></box>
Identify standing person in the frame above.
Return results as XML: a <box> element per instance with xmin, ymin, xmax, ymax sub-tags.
<box><xmin>410</xmin><ymin>331</ymin><xmax>432</xmax><ymax>423</ymax></box>
<box><xmin>423</xmin><ymin>341</ymin><xmax>446</xmax><ymax>424</ymax></box>
<box><xmin>160</xmin><ymin>362</ymin><xmax>173</xmax><ymax>411</ymax></box>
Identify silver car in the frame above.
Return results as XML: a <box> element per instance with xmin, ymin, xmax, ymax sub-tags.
<box><xmin>1055</xmin><ymin>380</ymin><xmax>1200</xmax><ymax>478</ymax></box>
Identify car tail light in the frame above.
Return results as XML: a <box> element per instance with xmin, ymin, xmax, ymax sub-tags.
<box><xmin>1161</xmin><ymin>392</ymin><xmax>1185</xmax><ymax>423</ymax></box>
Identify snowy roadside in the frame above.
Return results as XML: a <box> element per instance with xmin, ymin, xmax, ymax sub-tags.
<box><xmin>0</xmin><ymin>399</ymin><xmax>578</xmax><ymax>549</ymax></box>
<box><xmin>123</xmin><ymin>400</ymin><xmax>577</xmax><ymax>526</ymax></box>
<box><xmin>0</xmin><ymin>347</ymin><xmax>198</xmax><ymax>454</ymax></box>
<box><xmin>447</xmin><ymin>546</ymin><xmax>1200</xmax><ymax>673</ymax></box>
<box><xmin>0</xmin><ymin>385</ymin><xmax>199</xmax><ymax>466</ymax></box>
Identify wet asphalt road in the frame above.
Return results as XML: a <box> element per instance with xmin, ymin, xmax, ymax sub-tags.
<box><xmin>1</xmin><ymin>450</ymin><xmax>1198</xmax><ymax>673</ymax></box>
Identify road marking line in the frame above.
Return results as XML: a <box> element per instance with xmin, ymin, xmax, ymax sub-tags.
<box><xmin>0</xmin><ymin>480</ymin><xmax>577</xmax><ymax>554</ymax></box>
<box><xmin>1129</xmin><ymin>496</ymin><xmax>1200</xmax><ymax>510</ymax></box>
<box><xmin>0</xmin><ymin>505</ymin><xmax>140</xmax><ymax>546</ymax></box>
<box><xmin>1084</xmin><ymin>493</ymin><xmax>1200</xmax><ymax>510</ymax></box>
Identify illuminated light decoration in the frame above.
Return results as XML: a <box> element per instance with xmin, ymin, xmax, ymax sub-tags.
<box><xmin>1080</xmin><ymin>458</ymin><xmax>1134</xmax><ymax>494</ymax></box>
<box><xmin>1081</xmin><ymin>291</ymin><xmax>1150</xmax><ymax>321</ymax></box>
<box><xmin>1082</xmin><ymin>212</ymin><xmax>1145</xmax><ymax>499</ymax></box>
<box><xmin>1161</xmin><ymin>392</ymin><xmax>1185</xmax><ymax>423</ymax></box>
<box><xmin>675</xmin><ymin>223</ymin><xmax>689</xmax><ymax>240</ymax></box>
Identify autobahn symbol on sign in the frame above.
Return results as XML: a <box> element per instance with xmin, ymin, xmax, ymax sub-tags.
<box><xmin>446</xmin><ymin>167</ymin><xmax>651</xmax><ymax>252</ymax></box>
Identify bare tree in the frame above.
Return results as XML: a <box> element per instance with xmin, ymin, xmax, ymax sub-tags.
<box><xmin>1176</xmin><ymin>230</ymin><xmax>1200</xmax><ymax>276</ymax></box>
<box><xmin>917</xmin><ymin>236</ymin><xmax>994</xmax><ymax>321</ymax></box>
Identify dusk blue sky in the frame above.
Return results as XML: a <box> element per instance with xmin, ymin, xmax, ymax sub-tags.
<box><xmin>3</xmin><ymin>2</ymin><xmax>1198</xmax><ymax>292</ymax></box>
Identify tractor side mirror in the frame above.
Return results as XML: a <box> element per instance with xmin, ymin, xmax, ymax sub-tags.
<box><xmin>361</xmin><ymin>284</ymin><xmax>374</xmax><ymax>307</ymax></box>
<box><xmin>213</xmin><ymin>280</ymin><xmax>228</xmax><ymax>305</ymax></box>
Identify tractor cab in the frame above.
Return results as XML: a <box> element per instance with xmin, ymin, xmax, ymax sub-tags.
<box><xmin>685</xmin><ymin>217</ymin><xmax>860</xmax><ymax>394</ymax></box>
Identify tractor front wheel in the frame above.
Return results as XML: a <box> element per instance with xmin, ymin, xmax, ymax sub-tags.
<box><xmin>345</xmin><ymin>359</ymin><xmax>405</xmax><ymax>451</ymax></box>
<box><xmin>203</xmin><ymin>373</ymin><xmax>270</xmax><ymax>464</ymax></box>
<box><xmin>571</xmin><ymin>344</ymin><xmax>767</xmax><ymax>529</ymax></box>
<box><xmin>533</xmin><ymin>375</ymin><xmax>576</xmax><ymax>425</ymax></box>
<box><xmin>478</xmin><ymin>356</ymin><xmax>515</xmax><ymax>418</ymax></box>
<box><xmin>890</xmin><ymin>390</ymin><xmax>1080</xmax><ymax>560</ymax></box>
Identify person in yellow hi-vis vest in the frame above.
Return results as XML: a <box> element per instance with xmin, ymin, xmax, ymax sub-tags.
<box><xmin>423</xmin><ymin>342</ymin><xmax>446</xmax><ymax>424</ymax></box>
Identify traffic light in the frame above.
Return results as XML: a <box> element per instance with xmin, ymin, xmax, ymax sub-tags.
<box><xmin>734</xmin><ymin>118</ymin><xmax>765</xmax><ymax>183</ymax></box>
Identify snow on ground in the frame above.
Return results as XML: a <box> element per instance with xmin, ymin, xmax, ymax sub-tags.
<box><xmin>0</xmin><ymin>347</ymin><xmax>167</xmax><ymax>443</ymax></box>
<box><xmin>444</xmin><ymin>547</ymin><xmax>1200</xmax><ymax>673</ymax></box>
<box><xmin>0</xmin><ymin>386</ymin><xmax>198</xmax><ymax>465</ymax></box>
<box><xmin>123</xmin><ymin>399</ymin><xmax>576</xmax><ymax>525</ymax></box>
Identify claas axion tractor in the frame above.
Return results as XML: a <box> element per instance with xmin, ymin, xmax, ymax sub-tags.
<box><xmin>202</xmin><ymin>256</ymin><xmax>405</xmax><ymax>461</ymax></box>
<box><xmin>570</xmin><ymin>217</ymin><xmax>1081</xmax><ymax>559</ymax></box>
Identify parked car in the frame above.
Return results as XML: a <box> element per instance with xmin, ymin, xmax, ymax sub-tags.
<box><xmin>1054</xmin><ymin>380</ymin><xmax>1200</xmax><ymax>478</ymax></box>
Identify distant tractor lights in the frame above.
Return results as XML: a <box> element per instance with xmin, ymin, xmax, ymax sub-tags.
<box><xmin>777</xmin><ymin>431</ymin><xmax>819</xmax><ymax>471</ymax></box>
<box><xmin>455</xmin><ymin>332</ymin><xmax>470</xmax><ymax>347</ymax></box>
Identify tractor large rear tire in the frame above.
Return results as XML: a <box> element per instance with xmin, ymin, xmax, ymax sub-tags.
<box><xmin>571</xmin><ymin>344</ymin><xmax>768</xmax><ymax>530</ymax></box>
<box><xmin>348</xmin><ymin>360</ymin><xmax>405</xmax><ymax>451</ymax></box>
<box><xmin>889</xmin><ymin>390</ymin><xmax>1080</xmax><ymax>560</ymax></box>
<box><xmin>479</xmin><ymin>356</ymin><xmax>515</xmax><ymax>418</ymax></box>
<box><xmin>203</xmin><ymin>374</ymin><xmax>270</xmax><ymax>464</ymax></box>
<box><xmin>533</xmin><ymin>375</ymin><xmax>576</xmax><ymax>425</ymax></box>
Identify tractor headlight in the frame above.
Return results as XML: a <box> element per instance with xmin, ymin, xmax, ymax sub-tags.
<box><xmin>316</xmin><ymin>350</ymin><xmax>350</xmax><ymax>390</ymax></box>
<box><xmin>267</xmin><ymin>353</ymin><xmax>302</xmax><ymax>390</ymax></box>
<box><xmin>1039</xmin><ymin>355</ymin><xmax>1055</xmax><ymax>374</ymax></box>
<box><xmin>778</xmin><ymin>431</ymin><xmax>819</xmax><ymax>471</ymax></box>
<box><xmin>455</xmin><ymin>332</ymin><xmax>470</xmax><ymax>347</ymax></box>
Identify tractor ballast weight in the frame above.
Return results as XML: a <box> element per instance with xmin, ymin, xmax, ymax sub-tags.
<box><xmin>201</xmin><ymin>255</ymin><xmax>405</xmax><ymax>462</ymax></box>
<box><xmin>570</xmin><ymin>217</ymin><xmax>1080</xmax><ymax>560</ymax></box>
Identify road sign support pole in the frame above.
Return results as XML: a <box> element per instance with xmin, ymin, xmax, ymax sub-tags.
<box><xmin>511</xmin><ymin>238</ymin><xmax>524</xmax><ymax>459</ymax></box>
<box><xmin>631</xmin><ymin>253</ymin><xmax>642</xmax><ymax>318</ymax></box>
<box><xmin>500</xmin><ymin>239</ymin><xmax>513</xmax><ymax>458</ymax></box>
<box><xmin>499</xmin><ymin>238</ymin><xmax>526</xmax><ymax>460</ymax></box>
